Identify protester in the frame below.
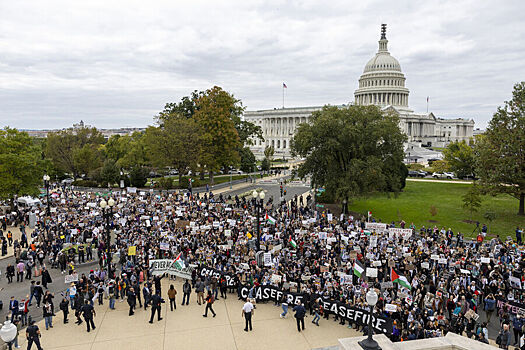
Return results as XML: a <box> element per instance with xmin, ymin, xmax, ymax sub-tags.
<box><xmin>203</xmin><ymin>291</ymin><xmax>216</xmax><ymax>318</ymax></box>
<box><xmin>168</xmin><ymin>284</ymin><xmax>177</xmax><ymax>311</ymax></box>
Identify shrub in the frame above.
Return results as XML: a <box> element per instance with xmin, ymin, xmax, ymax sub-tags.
<box><xmin>179</xmin><ymin>177</ymin><xmax>201</xmax><ymax>189</ymax></box>
<box><xmin>129</xmin><ymin>166</ymin><xmax>149</xmax><ymax>187</ymax></box>
<box><xmin>155</xmin><ymin>177</ymin><xmax>174</xmax><ymax>190</ymax></box>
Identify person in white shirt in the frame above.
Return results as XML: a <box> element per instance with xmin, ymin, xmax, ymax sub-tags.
<box><xmin>242</xmin><ymin>301</ymin><xmax>254</xmax><ymax>332</ymax></box>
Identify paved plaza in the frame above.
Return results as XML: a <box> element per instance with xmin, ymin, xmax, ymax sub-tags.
<box><xmin>10</xmin><ymin>278</ymin><xmax>359</xmax><ymax>350</ymax></box>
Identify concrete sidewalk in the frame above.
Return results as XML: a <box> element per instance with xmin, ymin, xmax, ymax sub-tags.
<box><xmin>8</xmin><ymin>278</ymin><xmax>360</xmax><ymax>350</ymax></box>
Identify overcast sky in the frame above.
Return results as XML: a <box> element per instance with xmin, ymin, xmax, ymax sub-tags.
<box><xmin>0</xmin><ymin>0</ymin><xmax>523</xmax><ymax>130</ymax></box>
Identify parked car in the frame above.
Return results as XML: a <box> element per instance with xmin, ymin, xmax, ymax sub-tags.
<box><xmin>432</xmin><ymin>172</ymin><xmax>455</xmax><ymax>179</ymax></box>
<box><xmin>457</xmin><ymin>173</ymin><xmax>478</xmax><ymax>180</ymax></box>
<box><xmin>408</xmin><ymin>170</ymin><xmax>420</xmax><ymax>177</ymax></box>
<box><xmin>229</xmin><ymin>169</ymin><xmax>243</xmax><ymax>174</ymax></box>
<box><xmin>61</xmin><ymin>178</ymin><xmax>74</xmax><ymax>185</ymax></box>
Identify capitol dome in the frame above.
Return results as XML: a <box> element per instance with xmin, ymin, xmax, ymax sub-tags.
<box><xmin>354</xmin><ymin>24</ymin><xmax>410</xmax><ymax>108</ymax></box>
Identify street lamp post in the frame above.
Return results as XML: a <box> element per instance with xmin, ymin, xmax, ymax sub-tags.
<box><xmin>100</xmin><ymin>197</ymin><xmax>115</xmax><ymax>279</ymax></box>
<box><xmin>43</xmin><ymin>174</ymin><xmax>51</xmax><ymax>216</ymax></box>
<box><xmin>358</xmin><ymin>289</ymin><xmax>381</xmax><ymax>350</ymax></box>
<box><xmin>252</xmin><ymin>190</ymin><xmax>265</xmax><ymax>252</ymax></box>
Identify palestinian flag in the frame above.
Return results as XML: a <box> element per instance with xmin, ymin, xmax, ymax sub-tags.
<box><xmin>353</xmin><ymin>260</ymin><xmax>365</xmax><ymax>278</ymax></box>
<box><xmin>288</xmin><ymin>236</ymin><xmax>297</xmax><ymax>249</ymax></box>
<box><xmin>265</xmin><ymin>213</ymin><xmax>276</xmax><ymax>225</ymax></box>
<box><xmin>391</xmin><ymin>267</ymin><xmax>411</xmax><ymax>290</ymax></box>
<box><xmin>173</xmin><ymin>252</ymin><xmax>185</xmax><ymax>270</ymax></box>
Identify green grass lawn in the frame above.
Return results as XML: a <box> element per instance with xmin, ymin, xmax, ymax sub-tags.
<box><xmin>348</xmin><ymin>181</ymin><xmax>523</xmax><ymax>239</ymax></box>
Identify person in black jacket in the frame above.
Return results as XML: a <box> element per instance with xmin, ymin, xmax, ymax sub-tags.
<box><xmin>182</xmin><ymin>279</ymin><xmax>191</xmax><ymax>305</ymax></box>
<box><xmin>59</xmin><ymin>297</ymin><xmax>69</xmax><ymax>324</ymax></box>
<box><xmin>80</xmin><ymin>300</ymin><xmax>96</xmax><ymax>332</ymax></box>
<box><xmin>41</xmin><ymin>267</ymin><xmax>52</xmax><ymax>289</ymax></box>
<box><xmin>293</xmin><ymin>302</ymin><xmax>306</xmax><ymax>332</ymax></box>
<box><xmin>149</xmin><ymin>291</ymin><xmax>164</xmax><ymax>323</ymax></box>
<box><xmin>127</xmin><ymin>287</ymin><xmax>137</xmax><ymax>316</ymax></box>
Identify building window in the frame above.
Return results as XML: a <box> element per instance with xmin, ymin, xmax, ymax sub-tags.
<box><xmin>277</xmin><ymin>140</ymin><xmax>280</xmax><ymax>148</ymax></box>
<box><xmin>283</xmin><ymin>140</ymin><xmax>286</xmax><ymax>149</ymax></box>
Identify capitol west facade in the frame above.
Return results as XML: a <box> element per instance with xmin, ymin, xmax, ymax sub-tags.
<box><xmin>244</xmin><ymin>25</ymin><xmax>475</xmax><ymax>159</ymax></box>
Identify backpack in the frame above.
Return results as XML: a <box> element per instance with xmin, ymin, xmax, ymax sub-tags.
<box><xmin>208</xmin><ymin>295</ymin><xmax>214</xmax><ymax>304</ymax></box>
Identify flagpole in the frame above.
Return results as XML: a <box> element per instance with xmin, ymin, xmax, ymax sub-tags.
<box><xmin>282</xmin><ymin>85</ymin><xmax>284</xmax><ymax>109</ymax></box>
<box><xmin>426</xmin><ymin>97</ymin><xmax>429</xmax><ymax>113</ymax></box>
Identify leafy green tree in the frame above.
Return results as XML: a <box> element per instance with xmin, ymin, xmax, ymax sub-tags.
<box><xmin>128</xmin><ymin>166</ymin><xmax>149</xmax><ymax>187</ymax></box>
<box><xmin>475</xmin><ymin>82</ymin><xmax>525</xmax><ymax>215</ymax></box>
<box><xmin>261</xmin><ymin>157</ymin><xmax>271</xmax><ymax>172</ymax></box>
<box><xmin>431</xmin><ymin>160</ymin><xmax>450</xmax><ymax>173</ymax></box>
<box><xmin>106</xmin><ymin>132</ymin><xmax>149</xmax><ymax>169</ymax></box>
<box><xmin>145</xmin><ymin>116</ymin><xmax>201</xmax><ymax>183</ymax></box>
<box><xmin>100</xmin><ymin>159</ymin><xmax>120</xmax><ymax>186</ymax></box>
<box><xmin>72</xmin><ymin>144</ymin><xmax>104</xmax><ymax>177</ymax></box>
<box><xmin>46</xmin><ymin>125</ymin><xmax>104</xmax><ymax>177</ymax></box>
<box><xmin>239</xmin><ymin>147</ymin><xmax>256</xmax><ymax>173</ymax></box>
<box><xmin>0</xmin><ymin>128</ymin><xmax>45</xmax><ymax>201</ymax></box>
<box><xmin>193</xmin><ymin>86</ymin><xmax>242</xmax><ymax>184</ymax></box>
<box><xmin>462</xmin><ymin>184</ymin><xmax>482</xmax><ymax>220</ymax></box>
<box><xmin>291</xmin><ymin>105</ymin><xmax>406</xmax><ymax>203</ymax></box>
<box><xmin>443</xmin><ymin>140</ymin><xmax>475</xmax><ymax>178</ymax></box>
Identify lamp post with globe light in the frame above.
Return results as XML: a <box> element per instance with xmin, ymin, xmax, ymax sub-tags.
<box><xmin>43</xmin><ymin>174</ymin><xmax>51</xmax><ymax>216</ymax></box>
<box><xmin>358</xmin><ymin>289</ymin><xmax>382</xmax><ymax>350</ymax></box>
<box><xmin>252</xmin><ymin>190</ymin><xmax>265</xmax><ymax>251</ymax></box>
<box><xmin>0</xmin><ymin>320</ymin><xmax>17</xmax><ymax>350</ymax></box>
<box><xmin>100</xmin><ymin>197</ymin><xmax>115</xmax><ymax>278</ymax></box>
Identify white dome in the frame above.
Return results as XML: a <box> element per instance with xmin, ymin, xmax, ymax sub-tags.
<box><xmin>354</xmin><ymin>24</ymin><xmax>410</xmax><ymax>108</ymax></box>
<box><xmin>364</xmin><ymin>53</ymin><xmax>401</xmax><ymax>73</ymax></box>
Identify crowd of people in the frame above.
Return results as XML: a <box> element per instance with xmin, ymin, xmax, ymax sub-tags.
<box><xmin>0</xmin><ymin>184</ymin><xmax>524</xmax><ymax>350</ymax></box>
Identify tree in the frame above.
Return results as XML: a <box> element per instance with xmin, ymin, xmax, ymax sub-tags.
<box><xmin>462</xmin><ymin>184</ymin><xmax>482</xmax><ymax>220</ymax></box>
<box><xmin>475</xmin><ymin>82</ymin><xmax>525</xmax><ymax>215</ymax></box>
<box><xmin>0</xmin><ymin>128</ymin><xmax>45</xmax><ymax>201</ymax></box>
<box><xmin>443</xmin><ymin>140</ymin><xmax>475</xmax><ymax>178</ymax></box>
<box><xmin>72</xmin><ymin>144</ymin><xmax>104</xmax><ymax>177</ymax></box>
<box><xmin>145</xmin><ymin>116</ymin><xmax>201</xmax><ymax>183</ymax></box>
<box><xmin>291</xmin><ymin>105</ymin><xmax>407</xmax><ymax>202</ymax></box>
<box><xmin>261</xmin><ymin>157</ymin><xmax>271</xmax><ymax>172</ymax></box>
<box><xmin>46</xmin><ymin>125</ymin><xmax>104</xmax><ymax>177</ymax></box>
<box><xmin>431</xmin><ymin>160</ymin><xmax>450</xmax><ymax>173</ymax></box>
<box><xmin>193</xmin><ymin>86</ymin><xmax>242</xmax><ymax>184</ymax></box>
<box><xmin>239</xmin><ymin>147</ymin><xmax>256</xmax><ymax>173</ymax></box>
<box><xmin>263</xmin><ymin>145</ymin><xmax>274</xmax><ymax>172</ymax></box>
<box><xmin>128</xmin><ymin>166</ymin><xmax>149</xmax><ymax>187</ymax></box>
<box><xmin>100</xmin><ymin>159</ymin><xmax>120</xmax><ymax>186</ymax></box>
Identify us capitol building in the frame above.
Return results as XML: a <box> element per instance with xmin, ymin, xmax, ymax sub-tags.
<box><xmin>244</xmin><ymin>24</ymin><xmax>475</xmax><ymax>159</ymax></box>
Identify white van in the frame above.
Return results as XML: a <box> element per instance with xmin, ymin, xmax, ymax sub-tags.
<box><xmin>17</xmin><ymin>196</ymin><xmax>43</xmax><ymax>209</ymax></box>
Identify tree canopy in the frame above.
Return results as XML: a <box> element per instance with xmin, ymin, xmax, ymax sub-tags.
<box><xmin>291</xmin><ymin>105</ymin><xmax>407</xmax><ymax>201</ymax></box>
<box><xmin>475</xmin><ymin>81</ymin><xmax>525</xmax><ymax>215</ymax></box>
<box><xmin>0</xmin><ymin>128</ymin><xmax>45</xmax><ymax>200</ymax></box>
<box><xmin>46</xmin><ymin>125</ymin><xmax>104</xmax><ymax>177</ymax></box>
<box><xmin>443</xmin><ymin>140</ymin><xmax>475</xmax><ymax>178</ymax></box>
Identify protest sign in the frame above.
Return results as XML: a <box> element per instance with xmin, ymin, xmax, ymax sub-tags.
<box><xmin>264</xmin><ymin>253</ymin><xmax>272</xmax><ymax>266</ymax></box>
<box><xmin>128</xmin><ymin>246</ymin><xmax>136</xmax><ymax>256</ymax></box>
<box><xmin>385</xmin><ymin>304</ymin><xmax>398</xmax><ymax>312</ymax></box>
<box><xmin>366</xmin><ymin>268</ymin><xmax>378</xmax><ymax>278</ymax></box>
<box><xmin>65</xmin><ymin>273</ymin><xmax>79</xmax><ymax>284</ymax></box>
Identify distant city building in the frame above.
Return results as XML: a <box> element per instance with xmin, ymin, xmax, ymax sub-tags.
<box><xmin>245</xmin><ymin>24</ymin><xmax>475</xmax><ymax>159</ymax></box>
<box><xmin>24</xmin><ymin>121</ymin><xmax>145</xmax><ymax>139</ymax></box>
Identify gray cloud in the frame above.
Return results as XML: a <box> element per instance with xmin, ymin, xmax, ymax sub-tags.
<box><xmin>0</xmin><ymin>0</ymin><xmax>523</xmax><ymax>129</ymax></box>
